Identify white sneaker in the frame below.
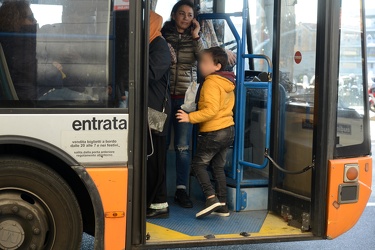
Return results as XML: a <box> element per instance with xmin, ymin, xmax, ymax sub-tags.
<box><xmin>196</xmin><ymin>197</ymin><xmax>222</xmax><ymax>218</ymax></box>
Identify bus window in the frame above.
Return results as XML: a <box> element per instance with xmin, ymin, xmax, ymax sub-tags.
<box><xmin>336</xmin><ymin>0</ymin><xmax>366</xmax><ymax>150</ymax></box>
<box><xmin>155</xmin><ymin>0</ymin><xmax>178</xmax><ymax>23</ymax></box>
<box><xmin>225</xmin><ymin>0</ymin><xmax>273</xmax><ymax>72</ymax></box>
<box><xmin>222</xmin><ymin>0</ymin><xmax>274</xmax><ymax>184</ymax></box>
<box><xmin>0</xmin><ymin>0</ymin><xmax>128</xmax><ymax>108</ymax></box>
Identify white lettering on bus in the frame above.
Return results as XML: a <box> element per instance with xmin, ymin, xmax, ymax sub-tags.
<box><xmin>72</xmin><ymin>117</ymin><xmax>127</xmax><ymax>131</ymax></box>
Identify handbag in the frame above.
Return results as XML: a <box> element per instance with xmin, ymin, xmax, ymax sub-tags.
<box><xmin>148</xmin><ymin>106</ymin><xmax>167</xmax><ymax>133</ymax></box>
<box><xmin>148</xmin><ymin>83</ymin><xmax>169</xmax><ymax>133</ymax></box>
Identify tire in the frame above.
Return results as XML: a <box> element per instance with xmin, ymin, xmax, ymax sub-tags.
<box><xmin>0</xmin><ymin>157</ymin><xmax>83</xmax><ymax>250</ymax></box>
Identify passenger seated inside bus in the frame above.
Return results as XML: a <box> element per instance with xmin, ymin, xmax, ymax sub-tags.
<box><xmin>37</xmin><ymin>3</ymin><xmax>106</xmax><ymax>102</ymax></box>
<box><xmin>37</xmin><ymin>45</ymin><xmax>88</xmax><ymax>98</ymax></box>
<box><xmin>37</xmin><ymin>43</ymin><xmax>93</xmax><ymax>101</ymax></box>
<box><xmin>0</xmin><ymin>1</ymin><xmax>38</xmax><ymax>100</ymax></box>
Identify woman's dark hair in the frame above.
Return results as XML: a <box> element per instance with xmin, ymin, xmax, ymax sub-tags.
<box><xmin>202</xmin><ymin>47</ymin><xmax>228</xmax><ymax>71</ymax></box>
<box><xmin>0</xmin><ymin>0</ymin><xmax>31</xmax><ymax>32</ymax></box>
<box><xmin>169</xmin><ymin>0</ymin><xmax>196</xmax><ymax>23</ymax></box>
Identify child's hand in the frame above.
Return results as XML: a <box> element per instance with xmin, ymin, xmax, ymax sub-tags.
<box><xmin>176</xmin><ymin>110</ymin><xmax>190</xmax><ymax>123</ymax></box>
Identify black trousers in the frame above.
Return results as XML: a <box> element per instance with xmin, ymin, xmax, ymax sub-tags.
<box><xmin>147</xmin><ymin>132</ymin><xmax>167</xmax><ymax>207</ymax></box>
<box><xmin>191</xmin><ymin>126</ymin><xmax>235</xmax><ymax>201</ymax></box>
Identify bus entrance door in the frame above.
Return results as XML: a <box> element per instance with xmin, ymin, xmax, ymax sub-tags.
<box><xmin>268</xmin><ymin>0</ymin><xmax>319</xmax><ymax>233</ymax></box>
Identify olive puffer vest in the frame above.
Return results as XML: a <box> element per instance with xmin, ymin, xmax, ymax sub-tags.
<box><xmin>162</xmin><ymin>22</ymin><xmax>205</xmax><ymax>96</ymax></box>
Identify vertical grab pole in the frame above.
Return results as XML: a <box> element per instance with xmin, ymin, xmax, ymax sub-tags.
<box><xmin>265</xmin><ymin>62</ymin><xmax>273</xmax><ymax>159</ymax></box>
<box><xmin>235</xmin><ymin>0</ymin><xmax>249</xmax><ymax>211</ymax></box>
<box><xmin>232</xmin><ymin>19</ymin><xmax>243</xmax><ymax>181</ymax></box>
<box><xmin>265</xmin><ymin>77</ymin><xmax>272</xmax><ymax>156</ymax></box>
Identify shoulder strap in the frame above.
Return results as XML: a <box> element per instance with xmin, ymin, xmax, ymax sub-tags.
<box><xmin>162</xmin><ymin>76</ymin><xmax>170</xmax><ymax>113</ymax></box>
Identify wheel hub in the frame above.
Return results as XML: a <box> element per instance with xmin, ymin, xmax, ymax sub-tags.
<box><xmin>0</xmin><ymin>220</ymin><xmax>25</xmax><ymax>250</ymax></box>
<box><xmin>0</xmin><ymin>190</ymin><xmax>50</xmax><ymax>250</ymax></box>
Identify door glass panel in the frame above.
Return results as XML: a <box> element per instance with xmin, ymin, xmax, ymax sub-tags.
<box><xmin>336</xmin><ymin>0</ymin><xmax>365</xmax><ymax>148</ymax></box>
<box><xmin>278</xmin><ymin>0</ymin><xmax>318</xmax><ymax>197</ymax></box>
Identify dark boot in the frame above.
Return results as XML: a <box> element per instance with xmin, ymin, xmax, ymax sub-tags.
<box><xmin>174</xmin><ymin>189</ymin><xmax>193</xmax><ymax>208</ymax></box>
<box><xmin>146</xmin><ymin>207</ymin><xmax>169</xmax><ymax>219</ymax></box>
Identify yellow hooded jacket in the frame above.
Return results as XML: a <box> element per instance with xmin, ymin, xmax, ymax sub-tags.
<box><xmin>189</xmin><ymin>72</ymin><xmax>235</xmax><ymax>132</ymax></box>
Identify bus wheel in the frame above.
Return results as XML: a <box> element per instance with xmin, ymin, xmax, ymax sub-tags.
<box><xmin>0</xmin><ymin>157</ymin><xmax>83</xmax><ymax>250</ymax></box>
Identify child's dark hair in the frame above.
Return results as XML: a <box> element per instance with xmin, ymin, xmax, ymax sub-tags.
<box><xmin>170</xmin><ymin>0</ymin><xmax>196</xmax><ymax>21</ymax></box>
<box><xmin>202</xmin><ymin>47</ymin><xmax>228</xmax><ymax>71</ymax></box>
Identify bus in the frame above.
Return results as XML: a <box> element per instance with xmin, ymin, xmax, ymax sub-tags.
<box><xmin>0</xmin><ymin>0</ymin><xmax>372</xmax><ymax>249</ymax></box>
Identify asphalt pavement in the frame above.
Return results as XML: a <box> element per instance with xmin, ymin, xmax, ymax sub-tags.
<box><xmin>81</xmin><ymin>112</ymin><xmax>375</xmax><ymax>250</ymax></box>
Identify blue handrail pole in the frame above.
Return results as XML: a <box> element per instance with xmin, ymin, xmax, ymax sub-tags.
<box><xmin>234</xmin><ymin>0</ymin><xmax>249</xmax><ymax>211</ymax></box>
<box><xmin>233</xmin><ymin>38</ymin><xmax>242</xmax><ymax>180</ymax></box>
<box><xmin>266</xmin><ymin>82</ymin><xmax>273</xmax><ymax>153</ymax></box>
<box><xmin>242</xmin><ymin>54</ymin><xmax>273</xmax><ymax>73</ymax></box>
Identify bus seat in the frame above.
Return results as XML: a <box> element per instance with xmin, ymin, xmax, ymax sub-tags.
<box><xmin>245</xmin><ymin>70</ymin><xmax>269</xmax><ymax>82</ymax></box>
<box><xmin>0</xmin><ymin>43</ymin><xmax>19</xmax><ymax>100</ymax></box>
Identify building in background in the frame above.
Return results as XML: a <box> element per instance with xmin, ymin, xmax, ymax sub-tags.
<box><xmin>367</xmin><ymin>7</ymin><xmax>375</xmax><ymax>81</ymax></box>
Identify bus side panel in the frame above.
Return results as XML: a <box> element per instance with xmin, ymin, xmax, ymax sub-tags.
<box><xmin>87</xmin><ymin>168</ymin><xmax>128</xmax><ymax>250</ymax></box>
<box><xmin>326</xmin><ymin>157</ymin><xmax>372</xmax><ymax>239</ymax></box>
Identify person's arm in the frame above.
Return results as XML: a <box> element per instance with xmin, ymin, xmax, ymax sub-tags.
<box><xmin>149</xmin><ymin>38</ymin><xmax>171</xmax><ymax>81</ymax></box>
<box><xmin>226</xmin><ymin>49</ymin><xmax>237</xmax><ymax>66</ymax></box>
<box><xmin>188</xmin><ymin>80</ymin><xmax>220</xmax><ymax>124</ymax></box>
<box><xmin>191</xmin><ymin>19</ymin><xmax>206</xmax><ymax>56</ymax></box>
<box><xmin>193</xmin><ymin>36</ymin><xmax>205</xmax><ymax>56</ymax></box>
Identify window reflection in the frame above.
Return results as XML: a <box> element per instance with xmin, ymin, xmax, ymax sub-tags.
<box><xmin>336</xmin><ymin>0</ymin><xmax>365</xmax><ymax>148</ymax></box>
<box><xmin>0</xmin><ymin>1</ymin><xmax>38</xmax><ymax>100</ymax></box>
<box><xmin>224</xmin><ymin>0</ymin><xmax>273</xmax><ymax>72</ymax></box>
<box><xmin>0</xmin><ymin>0</ymin><xmax>125</xmax><ymax>107</ymax></box>
<box><xmin>30</xmin><ymin>4</ymin><xmax>62</xmax><ymax>27</ymax></box>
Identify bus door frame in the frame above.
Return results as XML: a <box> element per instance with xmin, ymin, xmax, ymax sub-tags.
<box><xmin>311</xmin><ymin>0</ymin><xmax>342</xmax><ymax>237</ymax></box>
<box><xmin>127</xmin><ymin>0</ymin><xmax>149</xmax><ymax>248</ymax></box>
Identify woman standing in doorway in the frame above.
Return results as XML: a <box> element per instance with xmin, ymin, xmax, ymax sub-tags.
<box><xmin>162</xmin><ymin>0</ymin><xmax>205</xmax><ymax>208</ymax></box>
<box><xmin>147</xmin><ymin>11</ymin><xmax>172</xmax><ymax>218</ymax></box>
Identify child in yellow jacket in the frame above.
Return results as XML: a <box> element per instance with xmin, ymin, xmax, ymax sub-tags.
<box><xmin>176</xmin><ymin>47</ymin><xmax>235</xmax><ymax>218</ymax></box>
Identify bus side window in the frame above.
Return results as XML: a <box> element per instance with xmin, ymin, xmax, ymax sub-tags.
<box><xmin>38</xmin><ymin>2</ymin><xmax>109</xmax><ymax>102</ymax></box>
<box><xmin>0</xmin><ymin>0</ymin><xmax>126</xmax><ymax>108</ymax></box>
<box><xmin>114</xmin><ymin>10</ymin><xmax>130</xmax><ymax>109</ymax></box>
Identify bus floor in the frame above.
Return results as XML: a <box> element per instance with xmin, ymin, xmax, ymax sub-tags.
<box><xmin>146</xmin><ymin>198</ymin><xmax>308</xmax><ymax>243</ymax></box>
